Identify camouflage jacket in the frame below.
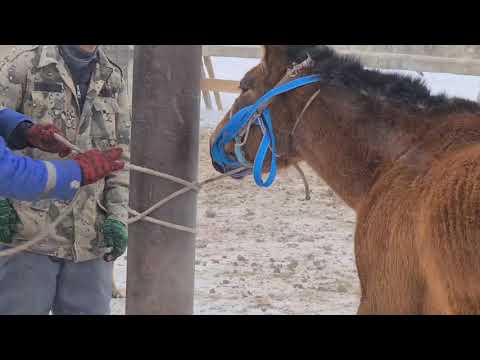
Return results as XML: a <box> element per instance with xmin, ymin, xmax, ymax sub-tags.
<box><xmin>0</xmin><ymin>45</ymin><xmax>131</xmax><ymax>262</ymax></box>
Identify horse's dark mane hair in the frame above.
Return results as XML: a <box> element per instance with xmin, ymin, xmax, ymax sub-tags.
<box><xmin>287</xmin><ymin>45</ymin><xmax>480</xmax><ymax>114</ymax></box>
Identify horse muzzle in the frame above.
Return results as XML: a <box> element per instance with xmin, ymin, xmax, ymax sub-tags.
<box><xmin>210</xmin><ymin>157</ymin><xmax>252</xmax><ymax>180</ymax></box>
<box><xmin>230</xmin><ymin>167</ymin><xmax>252</xmax><ymax>179</ymax></box>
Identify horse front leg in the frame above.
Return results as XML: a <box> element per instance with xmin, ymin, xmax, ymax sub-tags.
<box><xmin>357</xmin><ymin>301</ymin><xmax>372</xmax><ymax>315</ymax></box>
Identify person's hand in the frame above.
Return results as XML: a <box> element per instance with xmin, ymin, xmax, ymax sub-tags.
<box><xmin>26</xmin><ymin>124</ymin><xmax>72</xmax><ymax>157</ymax></box>
<box><xmin>74</xmin><ymin>148</ymin><xmax>125</xmax><ymax>186</ymax></box>
<box><xmin>0</xmin><ymin>200</ymin><xmax>19</xmax><ymax>244</ymax></box>
<box><xmin>102</xmin><ymin>217</ymin><xmax>128</xmax><ymax>262</ymax></box>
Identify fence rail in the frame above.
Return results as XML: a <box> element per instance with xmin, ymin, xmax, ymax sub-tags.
<box><xmin>202</xmin><ymin>45</ymin><xmax>262</xmax><ymax>59</ymax></box>
<box><xmin>200</xmin><ymin>45</ymin><xmax>480</xmax><ymax>104</ymax></box>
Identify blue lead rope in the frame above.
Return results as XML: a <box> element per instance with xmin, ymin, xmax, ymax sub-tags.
<box><xmin>211</xmin><ymin>74</ymin><xmax>322</xmax><ymax>188</ymax></box>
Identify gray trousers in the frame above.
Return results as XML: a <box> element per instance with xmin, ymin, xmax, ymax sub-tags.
<box><xmin>0</xmin><ymin>245</ymin><xmax>113</xmax><ymax>315</ymax></box>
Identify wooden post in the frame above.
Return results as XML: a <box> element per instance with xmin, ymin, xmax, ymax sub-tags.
<box><xmin>203</xmin><ymin>56</ymin><xmax>223</xmax><ymax>111</ymax></box>
<box><xmin>200</xmin><ymin>61</ymin><xmax>213</xmax><ymax>110</ymax></box>
<box><xmin>126</xmin><ymin>45</ymin><xmax>201</xmax><ymax>315</ymax></box>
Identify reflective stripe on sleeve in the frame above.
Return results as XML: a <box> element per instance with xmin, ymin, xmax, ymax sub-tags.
<box><xmin>42</xmin><ymin>161</ymin><xmax>57</xmax><ymax>195</ymax></box>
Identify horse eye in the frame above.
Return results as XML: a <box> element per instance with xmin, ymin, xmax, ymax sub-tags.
<box><xmin>239</xmin><ymin>78</ymin><xmax>253</xmax><ymax>93</ymax></box>
<box><xmin>239</xmin><ymin>83</ymin><xmax>249</xmax><ymax>93</ymax></box>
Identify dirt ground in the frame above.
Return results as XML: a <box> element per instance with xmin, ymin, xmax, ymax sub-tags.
<box><xmin>111</xmin><ymin>128</ymin><xmax>360</xmax><ymax>315</ymax></box>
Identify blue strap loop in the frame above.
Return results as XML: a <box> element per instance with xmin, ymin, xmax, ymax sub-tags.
<box><xmin>211</xmin><ymin>74</ymin><xmax>321</xmax><ymax>188</ymax></box>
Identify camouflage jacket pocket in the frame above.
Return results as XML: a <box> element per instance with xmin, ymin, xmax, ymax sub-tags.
<box><xmin>29</xmin><ymin>84</ymin><xmax>66</xmax><ymax>125</ymax></box>
<box><xmin>91</xmin><ymin>98</ymin><xmax>118</xmax><ymax>142</ymax></box>
<box><xmin>12</xmin><ymin>200</ymin><xmax>51</xmax><ymax>240</ymax></box>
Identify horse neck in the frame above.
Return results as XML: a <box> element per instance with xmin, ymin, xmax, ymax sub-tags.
<box><xmin>286</xmin><ymin>87</ymin><xmax>436</xmax><ymax>210</ymax></box>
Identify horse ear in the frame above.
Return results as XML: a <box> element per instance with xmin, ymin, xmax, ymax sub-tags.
<box><xmin>285</xmin><ymin>45</ymin><xmax>319</xmax><ymax>62</ymax></box>
<box><xmin>262</xmin><ymin>45</ymin><xmax>320</xmax><ymax>68</ymax></box>
<box><xmin>262</xmin><ymin>45</ymin><xmax>290</xmax><ymax>69</ymax></box>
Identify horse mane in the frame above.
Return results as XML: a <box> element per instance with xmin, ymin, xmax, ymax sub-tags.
<box><xmin>287</xmin><ymin>45</ymin><xmax>480</xmax><ymax>114</ymax></box>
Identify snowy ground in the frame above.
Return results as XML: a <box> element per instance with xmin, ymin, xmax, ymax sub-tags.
<box><xmin>111</xmin><ymin>56</ymin><xmax>480</xmax><ymax>315</ymax></box>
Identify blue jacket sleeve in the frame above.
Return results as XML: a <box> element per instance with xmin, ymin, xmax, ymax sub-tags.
<box><xmin>0</xmin><ymin>137</ymin><xmax>82</xmax><ymax>202</ymax></box>
<box><xmin>0</xmin><ymin>108</ymin><xmax>32</xmax><ymax>140</ymax></box>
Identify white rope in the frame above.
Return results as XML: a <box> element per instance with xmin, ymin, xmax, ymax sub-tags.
<box><xmin>0</xmin><ymin>134</ymin><xmax>248</xmax><ymax>257</ymax></box>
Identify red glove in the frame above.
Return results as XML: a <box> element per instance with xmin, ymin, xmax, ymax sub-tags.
<box><xmin>26</xmin><ymin>124</ymin><xmax>72</xmax><ymax>157</ymax></box>
<box><xmin>74</xmin><ymin>148</ymin><xmax>125</xmax><ymax>185</ymax></box>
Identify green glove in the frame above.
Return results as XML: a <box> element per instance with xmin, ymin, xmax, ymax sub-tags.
<box><xmin>0</xmin><ymin>199</ymin><xmax>19</xmax><ymax>244</ymax></box>
<box><xmin>102</xmin><ymin>217</ymin><xmax>128</xmax><ymax>262</ymax></box>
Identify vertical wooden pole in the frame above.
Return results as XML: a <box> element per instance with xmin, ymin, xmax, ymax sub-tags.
<box><xmin>203</xmin><ymin>55</ymin><xmax>223</xmax><ymax>111</ymax></box>
<box><xmin>200</xmin><ymin>60</ymin><xmax>213</xmax><ymax>110</ymax></box>
<box><xmin>126</xmin><ymin>45</ymin><xmax>201</xmax><ymax>315</ymax></box>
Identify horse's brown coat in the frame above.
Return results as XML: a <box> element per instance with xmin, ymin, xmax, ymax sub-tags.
<box><xmin>210</xmin><ymin>45</ymin><xmax>480</xmax><ymax>314</ymax></box>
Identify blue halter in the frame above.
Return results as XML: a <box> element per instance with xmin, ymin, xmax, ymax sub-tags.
<box><xmin>211</xmin><ymin>74</ymin><xmax>322</xmax><ymax>188</ymax></box>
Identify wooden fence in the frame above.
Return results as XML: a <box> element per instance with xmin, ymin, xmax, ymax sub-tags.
<box><xmin>200</xmin><ymin>45</ymin><xmax>480</xmax><ymax>110</ymax></box>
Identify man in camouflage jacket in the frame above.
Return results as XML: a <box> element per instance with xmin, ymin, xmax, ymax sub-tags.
<box><xmin>0</xmin><ymin>45</ymin><xmax>130</xmax><ymax>315</ymax></box>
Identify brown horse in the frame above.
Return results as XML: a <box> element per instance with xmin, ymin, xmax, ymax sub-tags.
<box><xmin>209</xmin><ymin>45</ymin><xmax>480</xmax><ymax>315</ymax></box>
